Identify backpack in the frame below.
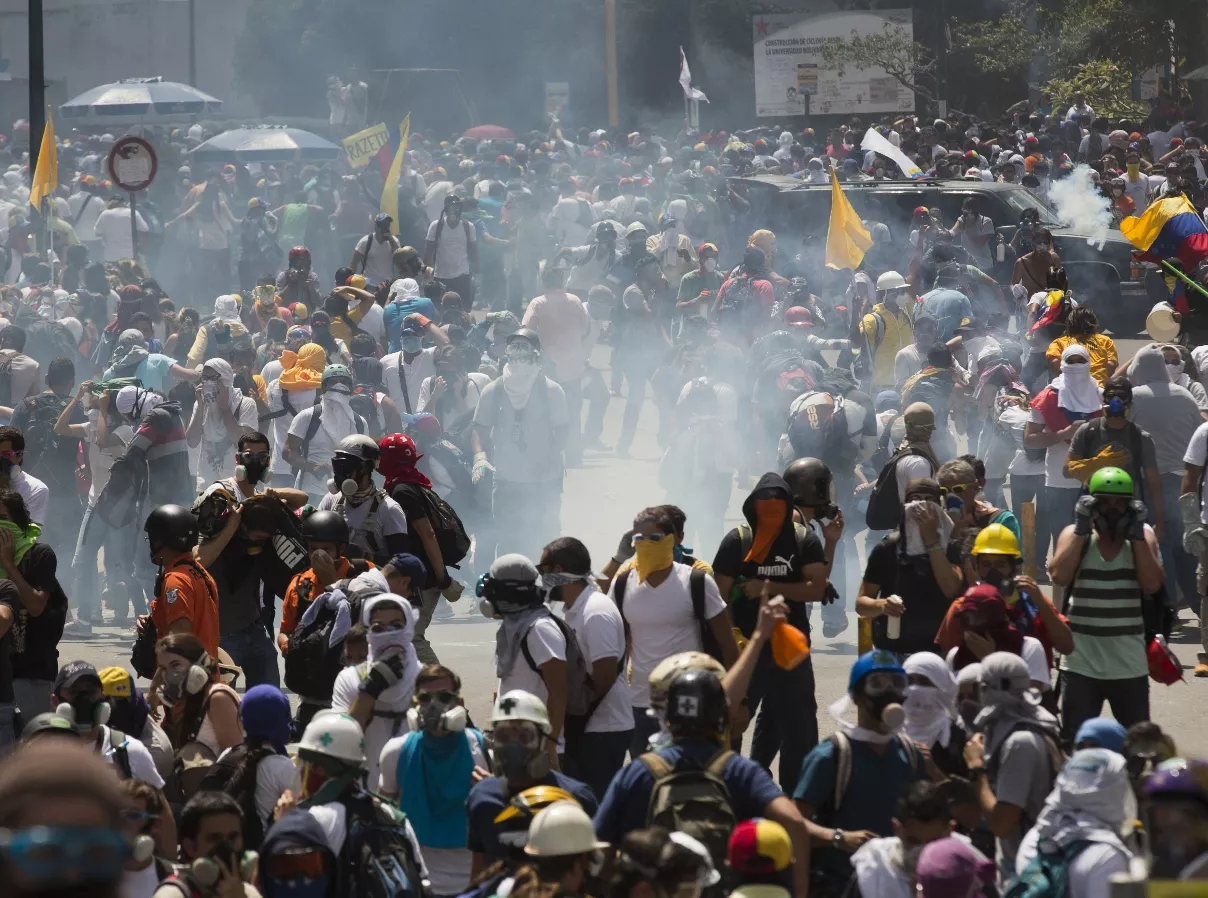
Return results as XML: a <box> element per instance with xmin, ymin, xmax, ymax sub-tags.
<box><xmin>640</xmin><ymin>748</ymin><xmax>737</xmax><ymax>889</ymax></box>
<box><xmin>1003</xmin><ymin>839</ymin><xmax>1094</xmax><ymax>898</ymax></box>
<box><xmin>519</xmin><ymin>613</ymin><xmax>598</xmax><ymax>759</ymax></box>
<box><xmin>785</xmin><ymin>391</ymin><xmax>848</xmax><ymax>462</ymax></box>
<box><xmin>108</xmin><ymin>729</ymin><xmax>134</xmax><ymax>780</ymax></box>
<box><xmin>421</xmin><ymin>486</ymin><xmax>471</xmax><ymax>567</ymax></box>
<box><xmin>300</xmin><ymin>405</ymin><xmax>367</xmax><ymax>460</ymax></box>
<box><xmin>284</xmin><ymin>581</ymin><xmax>362</xmax><ymax>700</ymax></box>
<box><xmin>338</xmin><ymin>791</ymin><xmax>426</xmax><ymax>898</ymax></box>
<box><xmin>360</xmin><ymin>233</ymin><xmax>400</xmax><ymax>275</ymax></box>
<box><xmin>614</xmin><ymin>566</ymin><xmax>722</xmax><ymax>662</ymax></box>
<box><xmin>869</xmin><ymin>413</ymin><xmax>902</xmax><ymax>472</ymax></box>
<box><xmin>20</xmin><ymin>392</ymin><xmax>76</xmax><ymax>490</ymax></box>
<box><xmin>718</xmin><ymin>275</ymin><xmax>758</xmax><ymax>326</ymax></box>
<box><xmin>350</xmin><ymin>385</ymin><xmax>383</xmax><ymax>439</ymax></box>
<box><xmin>822</xmin><ymin>731</ymin><xmax>922</xmax><ymax>819</ymax></box>
<box><xmin>198</xmin><ymin>744</ymin><xmax>272</xmax><ymax>849</ymax></box>
<box><xmin>903</xmin><ymin>373</ymin><xmax>952</xmax><ymax>426</ymax></box>
<box><xmin>0</xmin><ymin>355</ymin><xmax>14</xmax><ymax>408</ymax></box>
<box><xmin>864</xmin><ymin>447</ymin><xmax>933</xmax><ymax>531</ymax></box>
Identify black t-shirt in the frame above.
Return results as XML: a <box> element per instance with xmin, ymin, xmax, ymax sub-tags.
<box><xmin>390</xmin><ymin>482</ymin><xmax>435</xmax><ymax>576</ymax></box>
<box><xmin>861</xmin><ymin>533</ymin><xmax>964</xmax><ymax>655</ymax></box>
<box><xmin>205</xmin><ymin>539</ymin><xmax>268</xmax><ymax>638</ymax></box>
<box><xmin>10</xmin><ymin>544</ymin><xmax>68</xmax><ymax>682</ymax></box>
<box><xmin>712</xmin><ymin>523</ymin><xmax>827</xmax><ymax>635</ymax></box>
<box><xmin>0</xmin><ymin>579</ymin><xmax>20</xmax><ymax>702</ymax></box>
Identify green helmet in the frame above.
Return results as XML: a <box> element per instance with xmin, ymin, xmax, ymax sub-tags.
<box><xmin>1088</xmin><ymin>466</ymin><xmax>1134</xmax><ymax>497</ymax></box>
<box><xmin>321</xmin><ymin>364</ymin><xmax>352</xmax><ymax>388</ymax></box>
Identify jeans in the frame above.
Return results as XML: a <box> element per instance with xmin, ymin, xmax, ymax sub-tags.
<box><xmin>442</xmin><ymin>274</ymin><xmax>475</xmax><ymax>309</ymax></box>
<box><xmin>72</xmin><ymin>502</ymin><xmax>136</xmax><ymax>619</ymax></box>
<box><xmin>1159</xmin><ymin>472</ymin><xmax>1200</xmax><ymax>610</ymax></box>
<box><xmin>413</xmin><ymin>587</ymin><xmax>441</xmax><ymax>665</ymax></box>
<box><xmin>1059</xmin><ymin>671</ymin><xmax>1149</xmax><ymax>743</ymax></box>
<box><xmin>744</xmin><ymin>648</ymin><xmax>819</xmax><ymax>792</ymax></box>
<box><xmin>1009</xmin><ymin>474</ymin><xmax>1047</xmax><ymax>571</ymax></box>
<box><xmin>630</xmin><ymin>707</ymin><xmax>661</xmax><ymax>758</ymax></box>
<box><xmin>12</xmin><ymin>678</ymin><xmax>54</xmax><ymax>720</ymax></box>
<box><xmin>0</xmin><ymin>703</ymin><xmax>14</xmax><ymax>754</ymax></box>
<box><xmin>568</xmin><ymin>729</ymin><xmax>633</xmax><ymax>801</ymax></box>
<box><xmin>220</xmin><ymin>621</ymin><xmax>280</xmax><ymax>690</ymax></box>
<box><xmin>983</xmin><ymin>477</ymin><xmax>1006</xmax><ymax>508</ymax></box>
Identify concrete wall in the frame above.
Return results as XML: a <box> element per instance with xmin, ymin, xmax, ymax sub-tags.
<box><xmin>0</xmin><ymin>0</ymin><xmax>256</xmax><ymax>126</ymax></box>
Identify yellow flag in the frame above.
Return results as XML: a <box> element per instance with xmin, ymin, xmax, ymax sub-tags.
<box><xmin>825</xmin><ymin>169</ymin><xmax>871</xmax><ymax>270</ymax></box>
<box><xmin>379</xmin><ymin>114</ymin><xmax>411</xmax><ymax>236</ymax></box>
<box><xmin>29</xmin><ymin>108</ymin><xmax>58</xmax><ymax>212</ymax></box>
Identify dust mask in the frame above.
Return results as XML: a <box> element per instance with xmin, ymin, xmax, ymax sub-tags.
<box><xmin>703</xmin><ymin>258</ymin><xmax>717</xmax><ymax>273</ymax></box>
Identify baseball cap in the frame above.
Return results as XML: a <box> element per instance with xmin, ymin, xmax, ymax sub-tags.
<box><xmin>54</xmin><ymin>660</ymin><xmax>101</xmax><ymax>695</ymax></box>
<box><xmin>848</xmin><ymin>650</ymin><xmax>905</xmax><ymax>692</ymax></box>
<box><xmin>21</xmin><ymin>712</ymin><xmax>81</xmax><ymax>742</ymax></box>
<box><xmin>386</xmin><ymin>553</ymin><xmax>427</xmax><ymax>590</ymax></box>
<box><xmin>98</xmin><ymin>667</ymin><xmax>134</xmax><ymax>699</ymax></box>
<box><xmin>1074</xmin><ymin>717</ymin><xmax>1127</xmax><ymax>754</ymax></box>
<box><xmin>489</xmin><ymin>553</ymin><xmax>540</xmax><ymax>583</ymax></box>
<box><xmin>915</xmin><ymin>837</ymin><xmax>993</xmax><ymax>898</ymax></box>
<box><xmin>728</xmin><ymin>818</ymin><xmax>793</xmax><ymax>875</ymax></box>
<box><xmin>697</xmin><ymin>242</ymin><xmax>718</xmax><ymax>256</ymax></box>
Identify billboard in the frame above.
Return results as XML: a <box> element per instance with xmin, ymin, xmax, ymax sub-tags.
<box><xmin>753</xmin><ymin>9</ymin><xmax>916</xmax><ymax>117</ymax></box>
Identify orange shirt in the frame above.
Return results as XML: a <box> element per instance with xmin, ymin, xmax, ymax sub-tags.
<box><xmin>151</xmin><ymin>556</ymin><xmax>221</xmax><ymax>657</ymax></box>
<box><xmin>280</xmin><ymin>559</ymin><xmax>356</xmax><ymax>637</ymax></box>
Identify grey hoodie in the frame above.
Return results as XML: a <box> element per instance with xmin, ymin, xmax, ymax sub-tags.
<box><xmin>1130</xmin><ymin>344</ymin><xmax>1203</xmax><ymax>474</ymax></box>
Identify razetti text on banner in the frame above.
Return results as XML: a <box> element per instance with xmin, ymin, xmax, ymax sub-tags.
<box><xmin>342</xmin><ymin>122</ymin><xmax>390</xmax><ymax>170</ymax></box>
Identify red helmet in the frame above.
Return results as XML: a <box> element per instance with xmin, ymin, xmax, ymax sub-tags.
<box><xmin>378</xmin><ymin>432</ymin><xmax>422</xmax><ymax>466</ymax></box>
<box><xmin>288</xmin><ymin>246</ymin><xmax>311</xmax><ymax>265</ymax></box>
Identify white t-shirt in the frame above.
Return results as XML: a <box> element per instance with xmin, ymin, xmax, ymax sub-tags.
<box><xmin>210</xmin><ymin>747</ymin><xmax>298</xmax><ymax>827</ymax></box>
<box><xmin>357</xmin><ymin>303</ymin><xmax>385</xmax><ymax>346</ymax></box>
<box><xmin>378</xmin><ymin>730</ymin><xmax>489</xmax><ymax>896</ymax></box>
<box><xmin>610</xmin><ymin>564</ymin><xmax>726</xmax><ymax>707</ymax></box>
<box><xmin>1184</xmin><ymin>421</ymin><xmax>1208</xmax><ymax>524</ymax></box>
<box><xmin>426</xmin><ymin>218</ymin><xmax>475</xmax><ymax>279</ymax></box>
<box><xmin>9</xmin><ymin>469</ymin><xmax>49</xmax><ymax>525</ymax></box>
<box><xmin>1028</xmin><ymin>407</ymin><xmax>1080</xmax><ymax>488</ymax></box>
<box><xmin>947</xmin><ymin>636</ymin><xmax>1050</xmax><ymax>687</ymax></box>
<box><xmin>354</xmin><ymin>234</ymin><xmax>400</xmax><ymax>286</ymax></box>
<box><xmin>194</xmin><ymin>394</ymin><xmax>260</xmax><ymax>490</ymax></box>
<box><xmin>122</xmin><ymin>863</ymin><xmax>161</xmax><ymax>898</ymax></box>
<box><xmin>1001</xmin><ymin>405</ymin><xmax>1045</xmax><ymax>477</ymax></box>
<box><xmin>286</xmin><ymin>406</ymin><xmax>336</xmax><ymax>495</ymax></box>
<box><xmin>261</xmin><ymin>359</ymin><xmax>284</xmax><ymax>386</ymax></box>
<box><xmin>331</xmin><ymin>663</ymin><xmax>412</xmax><ymax>792</ymax></box>
<box><xmin>895</xmin><ymin>454</ymin><xmax>934</xmax><ymax>502</ymax></box>
<box><xmin>68</xmin><ymin>192</ymin><xmax>105</xmax><ymax>242</ymax></box>
<box><xmin>1123</xmin><ymin>173</ymin><xmax>1152</xmax><ymax>214</ymax></box>
<box><xmin>101</xmin><ymin>726</ymin><xmax>165</xmax><ymax>788</ymax></box>
<box><xmin>1015</xmin><ymin>829</ymin><xmax>1130</xmax><ymax>898</ymax></box>
<box><xmin>418</xmin><ymin>372</ymin><xmax>487</xmax><ymax>421</ymax></box>
<box><xmin>563</xmin><ymin>587</ymin><xmax>633</xmax><ymax>733</ymax></box>
<box><xmin>306</xmin><ymin>800</ymin><xmax>428</xmax><ymax>880</ymax></box>
<box><xmin>381</xmin><ymin>348</ymin><xmax>436</xmax><ymax>416</ymax></box>
<box><xmin>93</xmin><ymin>207</ymin><xmax>149</xmax><ymax>262</ymax></box>
<box><xmin>265</xmin><ymin>382</ymin><xmax>317</xmax><ymax>477</ymax></box>
<box><xmin>498</xmin><ymin>616</ymin><xmax>565</xmax><ymax>706</ymax></box>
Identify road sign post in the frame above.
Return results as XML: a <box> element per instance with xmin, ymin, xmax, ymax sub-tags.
<box><xmin>107</xmin><ymin>136</ymin><xmax>158</xmax><ymax>263</ymax></box>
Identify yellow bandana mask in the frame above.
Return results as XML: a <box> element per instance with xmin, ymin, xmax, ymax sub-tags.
<box><xmin>633</xmin><ymin>536</ymin><xmax>675</xmax><ymax>582</ymax></box>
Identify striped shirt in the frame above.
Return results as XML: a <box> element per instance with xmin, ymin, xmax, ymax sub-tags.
<box><xmin>1059</xmin><ymin>535</ymin><xmax>1148</xmax><ymax>680</ymax></box>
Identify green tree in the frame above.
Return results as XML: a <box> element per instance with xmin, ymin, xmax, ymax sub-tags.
<box><xmin>815</xmin><ymin>23</ymin><xmax>940</xmax><ymax>105</ymax></box>
<box><xmin>1043</xmin><ymin>61</ymin><xmax>1150</xmax><ymax>121</ymax></box>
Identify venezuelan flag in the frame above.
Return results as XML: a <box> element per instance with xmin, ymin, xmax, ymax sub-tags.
<box><xmin>1120</xmin><ymin>195</ymin><xmax>1208</xmax><ymax>270</ymax></box>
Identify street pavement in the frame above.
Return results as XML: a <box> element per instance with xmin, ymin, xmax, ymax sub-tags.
<box><xmin>60</xmin><ymin>337</ymin><xmax>1207</xmax><ymax>768</ymax></box>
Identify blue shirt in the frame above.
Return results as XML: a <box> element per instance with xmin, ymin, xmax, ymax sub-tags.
<box><xmin>383</xmin><ymin>294</ymin><xmax>438</xmax><ymax>353</ymax></box>
<box><xmin>103</xmin><ymin>353</ymin><xmax>176</xmax><ymax>393</ymax></box>
<box><xmin>466</xmin><ymin>772</ymin><xmax>597</xmax><ymax>861</ymax></box>
<box><xmin>792</xmin><ymin>736</ymin><xmax>928</xmax><ymax>880</ymax></box>
<box><xmin>593</xmin><ymin>740</ymin><xmax>783</xmax><ymax>843</ymax></box>
<box><xmin>917</xmin><ymin>288</ymin><xmax>973</xmax><ymax>341</ymax></box>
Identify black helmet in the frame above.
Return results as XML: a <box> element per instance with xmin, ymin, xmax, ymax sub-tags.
<box><xmin>506</xmin><ymin>327</ymin><xmax>542</xmax><ymax>353</ymax></box>
<box><xmin>144</xmin><ymin>504</ymin><xmax>199</xmax><ymax>552</ymax></box>
<box><xmin>783</xmin><ymin>457</ymin><xmax>833</xmax><ymax>508</ymax></box>
<box><xmin>664</xmin><ymin>668</ymin><xmax>728</xmax><ymax>739</ymax></box>
<box><xmin>302</xmin><ymin>510</ymin><xmax>350</xmax><ymax>545</ymax></box>
<box><xmin>595</xmin><ymin>222</ymin><xmax>617</xmax><ymax>241</ymax></box>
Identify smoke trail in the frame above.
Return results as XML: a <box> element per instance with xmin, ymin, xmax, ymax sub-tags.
<box><xmin>1048</xmin><ymin>163</ymin><xmax>1113</xmax><ymax>251</ymax></box>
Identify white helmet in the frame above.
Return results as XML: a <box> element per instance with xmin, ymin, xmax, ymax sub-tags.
<box><xmin>876</xmin><ymin>270</ymin><xmax>908</xmax><ymax>292</ymax></box>
<box><xmin>297</xmin><ymin>710</ymin><xmax>366</xmax><ymax>768</ymax></box>
<box><xmin>649</xmin><ymin>652</ymin><xmax>726</xmax><ymax>712</ymax></box>
<box><xmin>525</xmin><ymin>801</ymin><xmax>609</xmax><ymax>857</ymax></box>
<box><xmin>491</xmin><ymin>690</ymin><xmax>551</xmax><ymax>735</ymax></box>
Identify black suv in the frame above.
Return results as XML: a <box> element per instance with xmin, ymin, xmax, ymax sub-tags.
<box><xmin>731</xmin><ymin>174</ymin><xmax>1146</xmax><ymax>333</ymax></box>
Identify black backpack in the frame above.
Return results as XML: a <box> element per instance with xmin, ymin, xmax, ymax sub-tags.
<box><xmin>20</xmin><ymin>393</ymin><xmax>76</xmax><ymax>490</ymax></box>
<box><xmin>284</xmin><ymin>582</ymin><xmax>362</xmax><ymax>701</ymax></box>
<box><xmin>864</xmin><ymin>447</ymin><xmax>933</xmax><ymax>531</ymax></box>
<box><xmin>419</xmin><ymin>485</ymin><xmax>471</xmax><ymax>567</ymax></box>
<box><xmin>300</xmin><ymin>406</ymin><xmax>367</xmax><ymax>460</ymax></box>
<box><xmin>614</xmin><ymin>566</ymin><xmax>723</xmax><ymax>662</ymax></box>
<box><xmin>198</xmin><ymin>743</ymin><xmax>272</xmax><ymax>849</ymax></box>
<box><xmin>335</xmin><ymin>791</ymin><xmax>426</xmax><ymax>898</ymax></box>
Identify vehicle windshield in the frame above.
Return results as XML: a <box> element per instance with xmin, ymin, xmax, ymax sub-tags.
<box><xmin>1001</xmin><ymin>186</ymin><xmax>1063</xmax><ymax>227</ymax></box>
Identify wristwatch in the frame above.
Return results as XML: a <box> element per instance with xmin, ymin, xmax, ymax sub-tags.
<box><xmin>831</xmin><ymin>829</ymin><xmax>845</xmax><ymax>847</ymax></box>
<box><xmin>966</xmin><ymin>765</ymin><xmax>987</xmax><ymax>779</ymax></box>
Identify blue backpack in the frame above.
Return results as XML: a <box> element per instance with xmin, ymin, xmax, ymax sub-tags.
<box><xmin>1004</xmin><ymin>840</ymin><xmax>1092</xmax><ymax>898</ymax></box>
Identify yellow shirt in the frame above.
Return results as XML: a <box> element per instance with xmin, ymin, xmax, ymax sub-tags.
<box><xmin>1046</xmin><ymin>333</ymin><xmax>1118</xmax><ymax>387</ymax></box>
<box><xmin>860</xmin><ymin>303</ymin><xmax>914</xmax><ymax>389</ymax></box>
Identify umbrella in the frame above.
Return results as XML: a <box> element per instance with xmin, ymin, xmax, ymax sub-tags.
<box><xmin>60</xmin><ymin>77</ymin><xmax>222</xmax><ymax>123</ymax></box>
<box><xmin>463</xmin><ymin>125</ymin><xmax>515</xmax><ymax>140</ymax></box>
<box><xmin>190</xmin><ymin>126</ymin><xmax>342</xmax><ymax>164</ymax></box>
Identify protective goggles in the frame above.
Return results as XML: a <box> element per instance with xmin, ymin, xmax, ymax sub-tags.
<box><xmin>0</xmin><ymin>826</ymin><xmax>131</xmax><ymax>883</ymax></box>
<box><xmin>861</xmin><ymin>671</ymin><xmax>907</xmax><ymax>696</ymax></box>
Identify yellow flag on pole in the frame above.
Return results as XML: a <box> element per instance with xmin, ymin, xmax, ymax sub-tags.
<box><xmin>379</xmin><ymin>114</ymin><xmax>411</xmax><ymax>236</ymax></box>
<box><xmin>29</xmin><ymin>107</ymin><xmax>58</xmax><ymax>212</ymax></box>
<box><xmin>825</xmin><ymin>168</ymin><xmax>871</xmax><ymax>270</ymax></box>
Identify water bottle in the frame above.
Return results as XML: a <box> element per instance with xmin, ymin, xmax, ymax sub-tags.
<box><xmin>886</xmin><ymin>594</ymin><xmax>902</xmax><ymax>640</ymax></box>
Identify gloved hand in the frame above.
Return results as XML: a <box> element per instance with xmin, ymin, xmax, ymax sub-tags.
<box><xmin>1074</xmin><ymin>495</ymin><xmax>1097</xmax><ymax>537</ymax></box>
<box><xmin>471</xmin><ymin>451</ymin><xmax>494</xmax><ymax>486</ymax></box>
<box><xmin>1179</xmin><ymin>492</ymin><xmax>1208</xmax><ymax>556</ymax></box>
<box><xmin>1126</xmin><ymin>499</ymin><xmax>1148</xmax><ymax>542</ymax></box>
<box><xmin>359</xmin><ymin>652</ymin><xmax>407</xmax><ymax>699</ymax></box>
<box><xmin>613</xmin><ymin>528</ymin><xmax>636</xmax><ymax>564</ymax></box>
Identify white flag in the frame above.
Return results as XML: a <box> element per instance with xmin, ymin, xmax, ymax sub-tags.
<box><xmin>679</xmin><ymin>47</ymin><xmax>709</xmax><ymax>103</ymax></box>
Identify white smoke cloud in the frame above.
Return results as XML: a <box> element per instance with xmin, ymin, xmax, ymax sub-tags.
<box><xmin>1048</xmin><ymin>163</ymin><xmax>1113</xmax><ymax>251</ymax></box>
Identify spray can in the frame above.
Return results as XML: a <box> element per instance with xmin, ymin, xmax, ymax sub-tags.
<box><xmin>996</xmin><ymin>236</ymin><xmax>1006</xmax><ymax>263</ymax></box>
<box><xmin>886</xmin><ymin>594</ymin><xmax>902</xmax><ymax>640</ymax></box>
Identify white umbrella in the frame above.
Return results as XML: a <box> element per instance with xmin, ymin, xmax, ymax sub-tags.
<box><xmin>190</xmin><ymin>126</ymin><xmax>342</xmax><ymax>164</ymax></box>
<box><xmin>60</xmin><ymin>77</ymin><xmax>222</xmax><ymax>124</ymax></box>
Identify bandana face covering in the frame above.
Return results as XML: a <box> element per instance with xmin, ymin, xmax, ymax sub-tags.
<box><xmin>745</xmin><ymin>498</ymin><xmax>787</xmax><ymax>563</ymax></box>
<box><xmin>633</xmin><ymin>536</ymin><xmax>675</xmax><ymax>582</ymax></box>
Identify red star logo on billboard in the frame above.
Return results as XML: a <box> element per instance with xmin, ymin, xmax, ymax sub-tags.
<box><xmin>755</xmin><ymin>17</ymin><xmax>771</xmax><ymax>36</ymax></box>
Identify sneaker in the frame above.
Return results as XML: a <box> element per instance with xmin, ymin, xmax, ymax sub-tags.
<box><xmin>62</xmin><ymin>618</ymin><xmax>94</xmax><ymax>639</ymax></box>
<box><xmin>1196</xmin><ymin>661</ymin><xmax>1208</xmax><ymax>678</ymax></box>
<box><xmin>822</xmin><ymin>618</ymin><xmax>850</xmax><ymax>639</ymax></box>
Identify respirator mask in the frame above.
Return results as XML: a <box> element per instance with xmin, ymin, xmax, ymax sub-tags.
<box><xmin>157</xmin><ymin>658</ymin><xmax>211</xmax><ymax>707</ymax></box>
<box><xmin>491</xmin><ymin>723</ymin><xmax>550</xmax><ymax>783</ymax></box>
<box><xmin>476</xmin><ymin>574</ymin><xmax>543</xmax><ymax>619</ymax></box>
<box><xmin>54</xmin><ymin>691</ymin><xmax>111</xmax><ymax>730</ymax></box>
<box><xmin>407</xmin><ymin>690</ymin><xmax>469</xmax><ymax>736</ymax></box>
<box><xmin>1104</xmin><ymin>395</ymin><xmax>1129</xmax><ymax>418</ymax></box>
<box><xmin>187</xmin><ymin>841</ymin><xmax>259</xmax><ymax>894</ymax></box>
<box><xmin>328</xmin><ymin>453</ymin><xmax>365</xmax><ymax>498</ymax></box>
<box><xmin>859</xmin><ymin>670</ymin><xmax>907</xmax><ymax>731</ymax></box>
<box><xmin>235</xmin><ymin>450</ymin><xmax>270</xmax><ymax>485</ymax></box>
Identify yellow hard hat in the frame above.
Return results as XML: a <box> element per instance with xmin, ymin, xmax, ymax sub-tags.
<box><xmin>972</xmin><ymin>523</ymin><xmax>1020</xmax><ymax>557</ymax></box>
<box><xmin>493</xmin><ymin>784</ymin><xmax>579</xmax><ymax>825</ymax></box>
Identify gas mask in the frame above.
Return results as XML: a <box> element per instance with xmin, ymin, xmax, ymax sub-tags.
<box><xmin>55</xmin><ymin>692</ymin><xmax>111</xmax><ymax>730</ymax></box>
<box><xmin>1105</xmin><ymin>396</ymin><xmax>1129</xmax><ymax>418</ymax></box>
<box><xmin>401</xmin><ymin>334</ymin><xmax>423</xmax><ymax>354</ymax></box>
<box><xmin>329</xmin><ymin>455</ymin><xmax>364</xmax><ymax>498</ymax></box>
<box><xmin>858</xmin><ymin>673</ymin><xmax>906</xmax><ymax>731</ymax></box>
<box><xmin>492</xmin><ymin>737</ymin><xmax>550</xmax><ymax>784</ymax></box>
<box><xmin>188</xmin><ymin>843</ymin><xmax>259</xmax><ymax>893</ymax></box>
<box><xmin>958</xmin><ymin>698</ymin><xmax>981</xmax><ymax>728</ymax></box>
<box><xmin>1094</xmin><ymin>505</ymin><xmax>1129</xmax><ymax>537</ymax></box>
<box><xmin>235</xmin><ymin>450</ymin><xmax>270</xmax><ymax>485</ymax></box>
<box><xmin>158</xmin><ymin>661</ymin><xmax>210</xmax><ymax>707</ymax></box>
<box><xmin>980</xmin><ymin>566</ymin><xmax>1014</xmax><ymax>594</ymax></box>
<box><xmin>407</xmin><ymin>697</ymin><xmax>468</xmax><ymax>736</ymax></box>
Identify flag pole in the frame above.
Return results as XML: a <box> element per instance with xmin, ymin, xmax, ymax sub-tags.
<box><xmin>29</xmin><ymin>0</ymin><xmax>47</xmax><ymax>256</ymax></box>
<box><xmin>1159</xmin><ymin>258</ymin><xmax>1208</xmax><ymax>303</ymax></box>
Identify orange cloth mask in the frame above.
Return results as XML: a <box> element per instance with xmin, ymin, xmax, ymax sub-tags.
<box><xmin>745</xmin><ymin>498</ymin><xmax>788</xmax><ymax>563</ymax></box>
